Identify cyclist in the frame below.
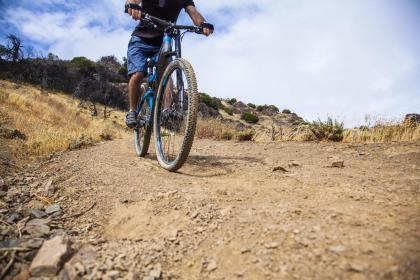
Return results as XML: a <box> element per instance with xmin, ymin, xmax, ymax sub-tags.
<box><xmin>125</xmin><ymin>0</ymin><xmax>214</xmax><ymax>128</ymax></box>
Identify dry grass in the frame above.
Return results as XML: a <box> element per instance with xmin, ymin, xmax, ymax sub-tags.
<box><xmin>196</xmin><ymin>118</ymin><xmax>255</xmax><ymax>141</ymax></box>
<box><xmin>0</xmin><ymin>80</ymin><xmax>128</xmax><ymax>171</ymax></box>
<box><xmin>343</xmin><ymin>124</ymin><xmax>420</xmax><ymax>143</ymax></box>
<box><xmin>196</xmin><ymin>118</ymin><xmax>237</xmax><ymax>140</ymax></box>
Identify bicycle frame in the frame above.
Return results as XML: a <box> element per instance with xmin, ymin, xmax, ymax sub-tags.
<box><xmin>135</xmin><ymin>32</ymin><xmax>184</xmax><ymax>125</ymax></box>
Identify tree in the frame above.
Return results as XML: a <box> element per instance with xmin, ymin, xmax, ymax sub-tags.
<box><xmin>6</xmin><ymin>34</ymin><xmax>24</xmax><ymax>62</ymax></box>
<box><xmin>71</xmin><ymin>56</ymin><xmax>96</xmax><ymax>77</ymax></box>
<box><xmin>97</xmin><ymin>55</ymin><xmax>121</xmax><ymax>74</ymax></box>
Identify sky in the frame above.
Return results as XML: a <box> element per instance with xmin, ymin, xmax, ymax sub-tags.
<box><xmin>1</xmin><ymin>0</ymin><xmax>419</xmax><ymax>127</ymax></box>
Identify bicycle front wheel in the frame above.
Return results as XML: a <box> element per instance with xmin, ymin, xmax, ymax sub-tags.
<box><xmin>153</xmin><ymin>58</ymin><xmax>198</xmax><ymax>171</ymax></box>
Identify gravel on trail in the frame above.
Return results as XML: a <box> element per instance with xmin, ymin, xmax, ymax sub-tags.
<box><xmin>1</xmin><ymin>138</ymin><xmax>419</xmax><ymax>279</ymax></box>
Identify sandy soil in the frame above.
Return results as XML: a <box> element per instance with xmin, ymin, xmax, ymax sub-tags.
<box><xmin>25</xmin><ymin>137</ymin><xmax>420</xmax><ymax>279</ymax></box>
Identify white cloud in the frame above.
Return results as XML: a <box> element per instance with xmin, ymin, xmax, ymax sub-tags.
<box><xmin>4</xmin><ymin>0</ymin><xmax>420</xmax><ymax>126</ymax></box>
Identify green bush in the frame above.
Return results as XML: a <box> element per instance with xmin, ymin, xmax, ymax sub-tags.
<box><xmin>282</xmin><ymin>109</ymin><xmax>292</xmax><ymax>114</ymax></box>
<box><xmin>247</xmin><ymin>103</ymin><xmax>256</xmax><ymax>109</ymax></box>
<box><xmin>236</xmin><ymin>130</ymin><xmax>254</xmax><ymax>141</ymax></box>
<box><xmin>256</xmin><ymin>105</ymin><xmax>264</xmax><ymax>112</ymax></box>
<box><xmin>221</xmin><ymin>131</ymin><xmax>234</xmax><ymax>140</ymax></box>
<box><xmin>227</xmin><ymin>98</ymin><xmax>237</xmax><ymax>105</ymax></box>
<box><xmin>200</xmin><ymin>93</ymin><xmax>220</xmax><ymax>110</ymax></box>
<box><xmin>222</xmin><ymin>107</ymin><xmax>233</xmax><ymax>115</ymax></box>
<box><xmin>241</xmin><ymin>112</ymin><xmax>259</xmax><ymax>124</ymax></box>
<box><xmin>308</xmin><ymin>117</ymin><xmax>344</xmax><ymax>142</ymax></box>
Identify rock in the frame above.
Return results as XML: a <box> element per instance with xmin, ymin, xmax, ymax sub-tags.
<box><xmin>190</xmin><ymin>211</ymin><xmax>199</xmax><ymax>219</ymax></box>
<box><xmin>331</xmin><ymin>160</ymin><xmax>344</xmax><ymax>168</ymax></box>
<box><xmin>328</xmin><ymin>245</ymin><xmax>346</xmax><ymax>254</ymax></box>
<box><xmin>27</xmin><ymin>199</ymin><xmax>45</xmax><ymax>210</ymax></box>
<box><xmin>143</xmin><ymin>277</ymin><xmax>155</xmax><ymax>280</ymax></box>
<box><xmin>272</xmin><ymin>166</ymin><xmax>288</xmax><ymax>172</ymax></box>
<box><xmin>288</xmin><ymin>161</ymin><xmax>301</xmax><ymax>168</ymax></box>
<box><xmin>149</xmin><ymin>269</ymin><xmax>162</xmax><ymax>278</ymax></box>
<box><xmin>0</xmin><ymin>178</ymin><xmax>8</xmax><ymax>192</ymax></box>
<box><xmin>7</xmin><ymin>212</ymin><xmax>21</xmax><ymax>223</ymax></box>
<box><xmin>42</xmin><ymin>178</ymin><xmax>56</xmax><ymax>196</ymax></box>
<box><xmin>220</xmin><ymin>206</ymin><xmax>232</xmax><ymax>217</ymax></box>
<box><xmin>24</xmin><ymin>218</ymin><xmax>50</xmax><ymax>236</ymax></box>
<box><xmin>30</xmin><ymin>235</ymin><xmax>73</xmax><ymax>277</ymax></box>
<box><xmin>20</xmin><ymin>238</ymin><xmax>44</xmax><ymax>249</ymax></box>
<box><xmin>106</xmin><ymin>270</ymin><xmax>121</xmax><ymax>279</ymax></box>
<box><xmin>61</xmin><ymin>245</ymin><xmax>97</xmax><ymax>280</ymax></box>
<box><xmin>167</xmin><ymin>229</ymin><xmax>179</xmax><ymax>242</ymax></box>
<box><xmin>265</xmin><ymin>242</ymin><xmax>280</xmax><ymax>249</ymax></box>
<box><xmin>207</xmin><ymin>260</ymin><xmax>218</xmax><ymax>272</ymax></box>
<box><xmin>348</xmin><ymin>261</ymin><xmax>369</xmax><ymax>272</ymax></box>
<box><xmin>45</xmin><ymin>204</ymin><xmax>61</xmax><ymax>214</ymax></box>
<box><xmin>31</xmin><ymin>209</ymin><xmax>47</xmax><ymax>218</ymax></box>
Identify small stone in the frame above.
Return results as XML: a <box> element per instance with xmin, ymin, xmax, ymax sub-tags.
<box><xmin>42</xmin><ymin>178</ymin><xmax>55</xmax><ymax>196</ymax></box>
<box><xmin>348</xmin><ymin>261</ymin><xmax>368</xmax><ymax>272</ymax></box>
<box><xmin>7</xmin><ymin>212</ymin><xmax>21</xmax><ymax>223</ymax></box>
<box><xmin>220</xmin><ymin>206</ymin><xmax>232</xmax><ymax>217</ymax></box>
<box><xmin>272</xmin><ymin>166</ymin><xmax>288</xmax><ymax>172</ymax></box>
<box><xmin>331</xmin><ymin>160</ymin><xmax>344</xmax><ymax>168</ymax></box>
<box><xmin>190</xmin><ymin>211</ymin><xmax>199</xmax><ymax>219</ymax></box>
<box><xmin>329</xmin><ymin>245</ymin><xmax>346</xmax><ymax>253</ymax></box>
<box><xmin>265</xmin><ymin>242</ymin><xmax>280</xmax><ymax>249</ymax></box>
<box><xmin>143</xmin><ymin>277</ymin><xmax>155</xmax><ymax>280</ymax></box>
<box><xmin>106</xmin><ymin>270</ymin><xmax>121</xmax><ymax>279</ymax></box>
<box><xmin>240</xmin><ymin>248</ymin><xmax>251</xmax><ymax>254</ymax></box>
<box><xmin>30</xmin><ymin>235</ymin><xmax>73</xmax><ymax>277</ymax></box>
<box><xmin>0</xmin><ymin>178</ymin><xmax>8</xmax><ymax>192</ymax></box>
<box><xmin>31</xmin><ymin>209</ymin><xmax>47</xmax><ymax>218</ymax></box>
<box><xmin>27</xmin><ymin>199</ymin><xmax>45</xmax><ymax>210</ymax></box>
<box><xmin>149</xmin><ymin>269</ymin><xmax>162</xmax><ymax>278</ymax></box>
<box><xmin>167</xmin><ymin>229</ymin><xmax>179</xmax><ymax>241</ymax></box>
<box><xmin>207</xmin><ymin>260</ymin><xmax>217</xmax><ymax>272</ymax></box>
<box><xmin>45</xmin><ymin>204</ymin><xmax>61</xmax><ymax>214</ymax></box>
<box><xmin>20</xmin><ymin>238</ymin><xmax>44</xmax><ymax>249</ymax></box>
<box><xmin>61</xmin><ymin>245</ymin><xmax>97</xmax><ymax>279</ymax></box>
<box><xmin>288</xmin><ymin>161</ymin><xmax>301</xmax><ymax>168</ymax></box>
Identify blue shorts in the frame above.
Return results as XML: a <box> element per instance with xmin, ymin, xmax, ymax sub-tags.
<box><xmin>127</xmin><ymin>36</ymin><xmax>160</xmax><ymax>75</ymax></box>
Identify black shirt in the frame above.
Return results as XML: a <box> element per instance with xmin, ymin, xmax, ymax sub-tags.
<box><xmin>132</xmin><ymin>0</ymin><xmax>195</xmax><ymax>46</ymax></box>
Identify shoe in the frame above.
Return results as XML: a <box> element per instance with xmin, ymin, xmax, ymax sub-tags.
<box><xmin>125</xmin><ymin>111</ymin><xmax>137</xmax><ymax>128</ymax></box>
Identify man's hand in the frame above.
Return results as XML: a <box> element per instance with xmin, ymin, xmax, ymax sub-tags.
<box><xmin>126</xmin><ymin>0</ymin><xmax>141</xmax><ymax>21</ymax></box>
<box><xmin>202</xmin><ymin>27</ymin><xmax>213</xmax><ymax>37</ymax></box>
<box><xmin>185</xmin><ymin>5</ymin><xmax>213</xmax><ymax>36</ymax></box>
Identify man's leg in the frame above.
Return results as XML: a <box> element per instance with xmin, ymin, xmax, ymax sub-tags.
<box><xmin>128</xmin><ymin>72</ymin><xmax>145</xmax><ymax>111</ymax></box>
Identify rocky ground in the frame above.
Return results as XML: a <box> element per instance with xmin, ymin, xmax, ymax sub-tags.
<box><xmin>1</xmin><ymin>137</ymin><xmax>419</xmax><ymax>279</ymax></box>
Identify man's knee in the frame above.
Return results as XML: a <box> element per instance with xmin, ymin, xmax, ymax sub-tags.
<box><xmin>130</xmin><ymin>72</ymin><xmax>144</xmax><ymax>84</ymax></box>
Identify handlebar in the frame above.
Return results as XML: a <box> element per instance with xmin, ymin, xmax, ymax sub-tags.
<box><xmin>125</xmin><ymin>3</ymin><xmax>209</xmax><ymax>34</ymax></box>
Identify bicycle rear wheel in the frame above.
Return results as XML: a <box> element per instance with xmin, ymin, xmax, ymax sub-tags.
<box><xmin>134</xmin><ymin>84</ymin><xmax>153</xmax><ymax>157</ymax></box>
<box><xmin>153</xmin><ymin>58</ymin><xmax>198</xmax><ymax>171</ymax></box>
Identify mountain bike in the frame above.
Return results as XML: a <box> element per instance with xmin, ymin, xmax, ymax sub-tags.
<box><xmin>125</xmin><ymin>4</ymin><xmax>213</xmax><ymax>172</ymax></box>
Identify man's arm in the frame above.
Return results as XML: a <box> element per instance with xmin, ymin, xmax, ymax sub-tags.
<box><xmin>126</xmin><ymin>0</ymin><xmax>141</xmax><ymax>20</ymax></box>
<box><xmin>185</xmin><ymin>5</ymin><xmax>213</xmax><ymax>36</ymax></box>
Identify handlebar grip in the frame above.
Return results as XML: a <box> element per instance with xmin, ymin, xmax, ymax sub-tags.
<box><xmin>201</xmin><ymin>22</ymin><xmax>214</xmax><ymax>32</ymax></box>
<box><xmin>124</xmin><ymin>3</ymin><xmax>142</xmax><ymax>13</ymax></box>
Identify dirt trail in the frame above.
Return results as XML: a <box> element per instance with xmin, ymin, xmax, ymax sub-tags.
<box><xmin>23</xmin><ymin>137</ymin><xmax>420</xmax><ymax>279</ymax></box>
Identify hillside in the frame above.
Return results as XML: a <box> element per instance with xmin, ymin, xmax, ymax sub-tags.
<box><xmin>0</xmin><ymin>80</ymin><xmax>128</xmax><ymax>176</ymax></box>
<box><xmin>0</xmin><ymin>82</ymin><xmax>420</xmax><ymax>279</ymax></box>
